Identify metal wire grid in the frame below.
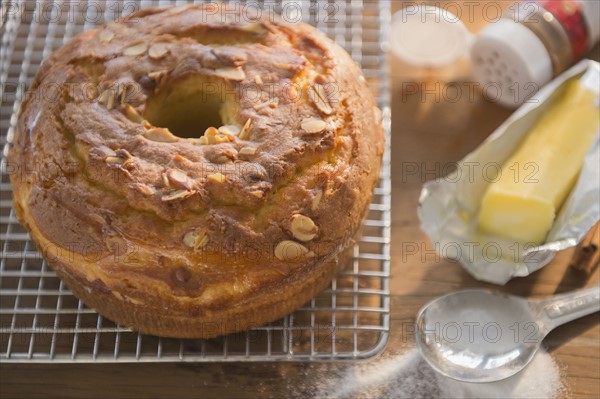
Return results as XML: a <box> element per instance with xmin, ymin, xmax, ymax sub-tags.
<box><xmin>0</xmin><ymin>0</ymin><xmax>391</xmax><ymax>362</ymax></box>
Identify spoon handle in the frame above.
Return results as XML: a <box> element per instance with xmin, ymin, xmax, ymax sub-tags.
<box><xmin>537</xmin><ymin>284</ymin><xmax>600</xmax><ymax>331</ymax></box>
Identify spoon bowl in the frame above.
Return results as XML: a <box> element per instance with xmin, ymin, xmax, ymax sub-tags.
<box><xmin>416</xmin><ymin>285</ymin><xmax>600</xmax><ymax>383</ymax></box>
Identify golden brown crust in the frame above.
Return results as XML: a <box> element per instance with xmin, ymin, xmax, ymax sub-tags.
<box><xmin>8</xmin><ymin>4</ymin><xmax>384</xmax><ymax>338</ymax></box>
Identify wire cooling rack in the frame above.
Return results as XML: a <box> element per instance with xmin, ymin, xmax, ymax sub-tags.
<box><xmin>0</xmin><ymin>0</ymin><xmax>391</xmax><ymax>362</ymax></box>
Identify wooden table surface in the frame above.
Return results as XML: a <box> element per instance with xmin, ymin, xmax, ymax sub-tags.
<box><xmin>2</xmin><ymin>2</ymin><xmax>599</xmax><ymax>398</ymax></box>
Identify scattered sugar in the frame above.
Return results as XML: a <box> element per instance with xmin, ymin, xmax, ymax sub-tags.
<box><xmin>316</xmin><ymin>347</ymin><xmax>565</xmax><ymax>399</ymax></box>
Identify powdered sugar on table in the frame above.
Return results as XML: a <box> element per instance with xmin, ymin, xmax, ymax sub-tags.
<box><xmin>316</xmin><ymin>347</ymin><xmax>565</xmax><ymax>398</ymax></box>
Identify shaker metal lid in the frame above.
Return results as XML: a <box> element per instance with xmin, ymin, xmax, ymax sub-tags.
<box><xmin>471</xmin><ymin>18</ymin><xmax>553</xmax><ymax>108</ymax></box>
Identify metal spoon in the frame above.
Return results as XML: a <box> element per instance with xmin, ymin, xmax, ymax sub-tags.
<box><xmin>415</xmin><ymin>284</ymin><xmax>600</xmax><ymax>383</ymax></box>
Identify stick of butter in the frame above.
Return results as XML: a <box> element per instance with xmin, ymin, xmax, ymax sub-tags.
<box><xmin>478</xmin><ymin>79</ymin><xmax>599</xmax><ymax>244</ymax></box>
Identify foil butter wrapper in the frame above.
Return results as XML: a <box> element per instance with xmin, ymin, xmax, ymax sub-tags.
<box><xmin>418</xmin><ymin>60</ymin><xmax>600</xmax><ymax>285</ymax></box>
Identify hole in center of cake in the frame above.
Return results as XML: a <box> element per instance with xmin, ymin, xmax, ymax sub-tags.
<box><xmin>144</xmin><ymin>77</ymin><xmax>236</xmax><ymax>138</ymax></box>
